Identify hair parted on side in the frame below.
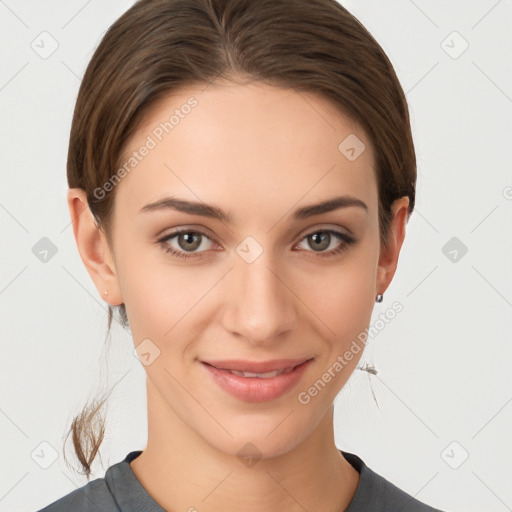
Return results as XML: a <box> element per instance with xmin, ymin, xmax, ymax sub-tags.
<box><xmin>64</xmin><ymin>0</ymin><xmax>417</xmax><ymax>478</ymax></box>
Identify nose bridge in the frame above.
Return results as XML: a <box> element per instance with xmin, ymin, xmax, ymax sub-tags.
<box><xmin>226</xmin><ymin>241</ymin><xmax>297</xmax><ymax>343</ymax></box>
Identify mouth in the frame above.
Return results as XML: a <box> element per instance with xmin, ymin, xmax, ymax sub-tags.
<box><xmin>202</xmin><ymin>358</ymin><xmax>312</xmax><ymax>377</ymax></box>
<box><xmin>222</xmin><ymin>367</ymin><xmax>294</xmax><ymax>378</ymax></box>
<box><xmin>201</xmin><ymin>358</ymin><xmax>314</xmax><ymax>402</ymax></box>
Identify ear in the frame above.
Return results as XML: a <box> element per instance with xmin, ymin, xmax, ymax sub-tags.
<box><xmin>376</xmin><ymin>196</ymin><xmax>410</xmax><ymax>297</ymax></box>
<box><xmin>67</xmin><ymin>188</ymin><xmax>123</xmax><ymax>306</ymax></box>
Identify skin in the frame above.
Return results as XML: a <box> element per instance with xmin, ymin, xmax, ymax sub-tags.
<box><xmin>68</xmin><ymin>79</ymin><xmax>409</xmax><ymax>512</ymax></box>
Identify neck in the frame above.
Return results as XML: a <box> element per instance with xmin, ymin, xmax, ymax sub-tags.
<box><xmin>130</xmin><ymin>382</ymin><xmax>360</xmax><ymax>512</ymax></box>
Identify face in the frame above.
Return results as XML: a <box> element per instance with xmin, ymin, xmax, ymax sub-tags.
<box><xmin>84</xmin><ymin>80</ymin><xmax>404</xmax><ymax>458</ymax></box>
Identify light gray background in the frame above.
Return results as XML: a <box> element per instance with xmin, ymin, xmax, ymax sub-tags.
<box><xmin>1</xmin><ymin>1</ymin><xmax>511</xmax><ymax>511</ymax></box>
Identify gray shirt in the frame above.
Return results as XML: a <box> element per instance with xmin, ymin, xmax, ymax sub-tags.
<box><xmin>36</xmin><ymin>450</ymin><xmax>445</xmax><ymax>511</ymax></box>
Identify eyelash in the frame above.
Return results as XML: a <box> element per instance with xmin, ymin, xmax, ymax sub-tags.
<box><xmin>157</xmin><ymin>228</ymin><xmax>357</xmax><ymax>261</ymax></box>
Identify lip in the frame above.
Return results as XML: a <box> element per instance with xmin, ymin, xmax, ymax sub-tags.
<box><xmin>201</xmin><ymin>358</ymin><xmax>314</xmax><ymax>402</ymax></box>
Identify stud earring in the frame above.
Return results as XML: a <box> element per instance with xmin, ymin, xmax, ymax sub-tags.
<box><xmin>104</xmin><ymin>291</ymin><xmax>108</xmax><ymax>296</ymax></box>
<box><xmin>375</xmin><ymin>293</ymin><xmax>383</xmax><ymax>303</ymax></box>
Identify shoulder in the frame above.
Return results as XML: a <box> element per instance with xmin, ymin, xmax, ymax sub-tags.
<box><xmin>341</xmin><ymin>451</ymin><xmax>446</xmax><ymax>512</ymax></box>
<box><xmin>35</xmin><ymin>450</ymin><xmax>164</xmax><ymax>512</ymax></box>
<box><xmin>35</xmin><ymin>476</ymin><xmax>118</xmax><ymax>512</ymax></box>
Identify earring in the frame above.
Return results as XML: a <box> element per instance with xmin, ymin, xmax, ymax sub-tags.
<box><xmin>104</xmin><ymin>291</ymin><xmax>108</xmax><ymax>296</ymax></box>
<box><xmin>375</xmin><ymin>293</ymin><xmax>383</xmax><ymax>303</ymax></box>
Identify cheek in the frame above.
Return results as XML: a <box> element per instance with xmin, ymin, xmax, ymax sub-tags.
<box><xmin>121</xmin><ymin>265</ymin><xmax>205</xmax><ymax>343</ymax></box>
<box><xmin>305</xmin><ymin>244</ymin><xmax>378</xmax><ymax>343</ymax></box>
<box><xmin>294</xmin><ymin>258</ymin><xmax>377</xmax><ymax>410</ymax></box>
<box><xmin>113</xmin><ymin>233</ymin><xmax>203</xmax><ymax>343</ymax></box>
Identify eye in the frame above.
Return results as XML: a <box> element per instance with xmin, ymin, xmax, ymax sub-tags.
<box><xmin>296</xmin><ymin>229</ymin><xmax>356</xmax><ymax>257</ymax></box>
<box><xmin>158</xmin><ymin>229</ymin><xmax>214</xmax><ymax>261</ymax></box>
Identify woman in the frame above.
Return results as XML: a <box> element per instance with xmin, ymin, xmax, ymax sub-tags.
<box><xmin>38</xmin><ymin>0</ymin><xmax>445</xmax><ymax>510</ymax></box>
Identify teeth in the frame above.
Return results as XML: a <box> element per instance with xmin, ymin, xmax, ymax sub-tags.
<box><xmin>228</xmin><ymin>367</ymin><xmax>294</xmax><ymax>378</ymax></box>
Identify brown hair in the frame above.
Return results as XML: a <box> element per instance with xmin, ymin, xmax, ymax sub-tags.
<box><xmin>64</xmin><ymin>0</ymin><xmax>416</xmax><ymax>478</ymax></box>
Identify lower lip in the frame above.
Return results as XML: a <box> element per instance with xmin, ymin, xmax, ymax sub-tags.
<box><xmin>201</xmin><ymin>359</ymin><xmax>313</xmax><ymax>402</ymax></box>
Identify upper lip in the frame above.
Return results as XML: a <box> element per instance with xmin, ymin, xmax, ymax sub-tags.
<box><xmin>202</xmin><ymin>358</ymin><xmax>312</xmax><ymax>373</ymax></box>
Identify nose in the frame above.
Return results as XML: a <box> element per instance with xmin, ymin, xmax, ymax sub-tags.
<box><xmin>222</xmin><ymin>248</ymin><xmax>298</xmax><ymax>345</ymax></box>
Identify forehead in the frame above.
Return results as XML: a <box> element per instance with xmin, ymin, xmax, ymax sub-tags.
<box><xmin>113</xmin><ymin>80</ymin><xmax>377</xmax><ymax>226</ymax></box>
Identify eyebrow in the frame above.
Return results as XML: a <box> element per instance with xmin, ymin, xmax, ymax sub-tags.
<box><xmin>138</xmin><ymin>195</ymin><xmax>368</xmax><ymax>223</ymax></box>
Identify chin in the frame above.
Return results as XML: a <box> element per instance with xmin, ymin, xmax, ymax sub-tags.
<box><xmin>197</xmin><ymin>411</ymin><xmax>319</xmax><ymax>464</ymax></box>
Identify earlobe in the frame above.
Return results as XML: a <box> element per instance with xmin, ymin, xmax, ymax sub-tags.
<box><xmin>66</xmin><ymin>188</ymin><xmax>123</xmax><ymax>305</ymax></box>
<box><xmin>376</xmin><ymin>196</ymin><xmax>410</xmax><ymax>297</ymax></box>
